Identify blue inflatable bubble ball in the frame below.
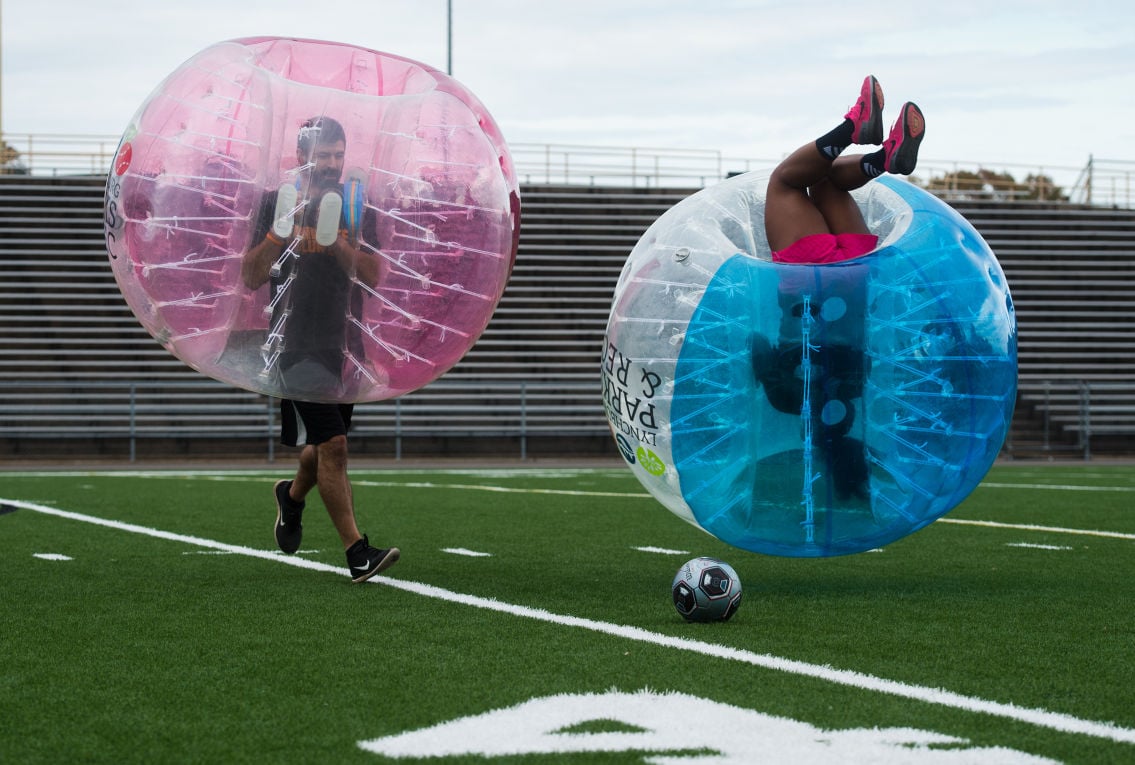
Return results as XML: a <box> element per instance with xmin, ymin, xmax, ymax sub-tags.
<box><xmin>602</xmin><ymin>173</ymin><xmax>1017</xmax><ymax>557</ymax></box>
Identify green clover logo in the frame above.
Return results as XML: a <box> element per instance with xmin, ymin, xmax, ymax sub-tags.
<box><xmin>636</xmin><ymin>446</ymin><xmax>666</xmax><ymax>476</ymax></box>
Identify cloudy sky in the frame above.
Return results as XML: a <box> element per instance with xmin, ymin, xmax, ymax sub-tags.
<box><xmin>3</xmin><ymin>0</ymin><xmax>1132</xmax><ymax>183</ymax></box>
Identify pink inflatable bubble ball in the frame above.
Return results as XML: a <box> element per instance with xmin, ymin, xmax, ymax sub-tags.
<box><xmin>105</xmin><ymin>37</ymin><xmax>520</xmax><ymax>403</ymax></box>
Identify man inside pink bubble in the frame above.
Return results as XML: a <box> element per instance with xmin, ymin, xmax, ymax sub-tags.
<box><xmin>241</xmin><ymin>116</ymin><xmax>399</xmax><ymax>583</ymax></box>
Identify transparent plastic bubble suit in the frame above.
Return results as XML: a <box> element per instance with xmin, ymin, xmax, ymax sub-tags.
<box><xmin>602</xmin><ymin>173</ymin><xmax>1017</xmax><ymax>557</ymax></box>
<box><xmin>105</xmin><ymin>37</ymin><xmax>519</xmax><ymax>403</ymax></box>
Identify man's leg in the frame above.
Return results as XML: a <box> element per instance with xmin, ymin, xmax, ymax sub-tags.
<box><xmin>279</xmin><ymin>395</ymin><xmax>402</xmax><ymax>583</ymax></box>
<box><xmin>283</xmin><ymin>430</ymin><xmax>362</xmax><ymax>549</ymax></box>
<box><xmin>314</xmin><ymin>434</ymin><xmax>400</xmax><ymax>583</ymax></box>
<box><xmin>312</xmin><ymin>434</ymin><xmax>363</xmax><ymax>549</ymax></box>
<box><xmin>279</xmin><ymin>401</ymin><xmax>361</xmax><ymax>548</ymax></box>
<box><xmin>289</xmin><ymin>444</ymin><xmax>318</xmax><ymax>500</ymax></box>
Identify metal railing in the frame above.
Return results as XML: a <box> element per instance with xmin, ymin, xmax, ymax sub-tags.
<box><xmin>0</xmin><ymin>133</ymin><xmax>122</xmax><ymax>178</ymax></box>
<box><xmin>509</xmin><ymin>142</ymin><xmax>762</xmax><ymax>187</ymax></box>
<box><xmin>3</xmin><ymin>132</ymin><xmax>1132</xmax><ymax>208</ymax></box>
<box><xmin>1007</xmin><ymin>380</ymin><xmax>1135</xmax><ymax>461</ymax></box>
<box><xmin>4</xmin><ymin>377</ymin><xmax>1132</xmax><ymax>462</ymax></box>
<box><xmin>1071</xmin><ymin>155</ymin><xmax>1135</xmax><ymax>208</ymax></box>
<box><xmin>0</xmin><ymin>378</ymin><xmax>609</xmax><ymax>462</ymax></box>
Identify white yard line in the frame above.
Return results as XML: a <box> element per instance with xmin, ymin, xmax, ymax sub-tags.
<box><xmin>632</xmin><ymin>545</ymin><xmax>689</xmax><ymax>555</ymax></box>
<box><xmin>8</xmin><ymin>470</ymin><xmax>1134</xmax><ymax>543</ymax></box>
<box><xmin>980</xmin><ymin>482</ymin><xmax>1135</xmax><ymax>493</ymax></box>
<box><xmin>441</xmin><ymin>547</ymin><xmax>493</xmax><ymax>557</ymax></box>
<box><xmin>8</xmin><ymin>469</ymin><xmax>1135</xmax><ymax>495</ymax></box>
<box><xmin>5</xmin><ymin>495</ymin><xmax>1135</xmax><ymax>746</ymax></box>
<box><xmin>1006</xmin><ymin>543</ymin><xmax>1074</xmax><ymax>551</ymax></box>
<box><xmin>939</xmin><ymin>517</ymin><xmax>1135</xmax><ymax>541</ymax></box>
<box><xmin>355</xmin><ymin>480</ymin><xmax>649</xmax><ymax>499</ymax></box>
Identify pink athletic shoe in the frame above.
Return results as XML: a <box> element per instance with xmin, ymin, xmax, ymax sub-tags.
<box><xmin>883</xmin><ymin>102</ymin><xmax>925</xmax><ymax>175</ymax></box>
<box><xmin>845</xmin><ymin>75</ymin><xmax>884</xmax><ymax>145</ymax></box>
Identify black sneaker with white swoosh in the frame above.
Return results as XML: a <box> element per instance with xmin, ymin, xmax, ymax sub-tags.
<box><xmin>273</xmin><ymin>480</ymin><xmax>304</xmax><ymax>554</ymax></box>
<box><xmin>347</xmin><ymin>535</ymin><xmax>400</xmax><ymax>583</ymax></box>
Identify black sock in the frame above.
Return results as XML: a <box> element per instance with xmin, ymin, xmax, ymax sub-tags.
<box><xmin>284</xmin><ymin>484</ymin><xmax>305</xmax><ymax>510</ymax></box>
<box><xmin>816</xmin><ymin>120</ymin><xmax>855</xmax><ymax>160</ymax></box>
<box><xmin>860</xmin><ymin>149</ymin><xmax>886</xmax><ymax>178</ymax></box>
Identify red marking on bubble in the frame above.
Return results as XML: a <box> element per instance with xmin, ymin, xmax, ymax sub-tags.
<box><xmin>114</xmin><ymin>143</ymin><xmax>133</xmax><ymax>176</ymax></box>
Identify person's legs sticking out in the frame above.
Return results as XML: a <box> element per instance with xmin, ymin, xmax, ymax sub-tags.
<box><xmin>766</xmin><ymin>74</ymin><xmax>884</xmax><ymax>262</ymax></box>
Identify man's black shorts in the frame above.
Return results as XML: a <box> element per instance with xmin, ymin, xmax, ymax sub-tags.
<box><xmin>280</xmin><ymin>400</ymin><xmax>354</xmax><ymax>447</ymax></box>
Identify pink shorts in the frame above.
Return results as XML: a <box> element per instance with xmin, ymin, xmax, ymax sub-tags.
<box><xmin>772</xmin><ymin>233</ymin><xmax>879</xmax><ymax>264</ymax></box>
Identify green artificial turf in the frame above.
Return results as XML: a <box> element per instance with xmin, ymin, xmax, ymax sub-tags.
<box><xmin>1</xmin><ymin>464</ymin><xmax>1132</xmax><ymax>763</ymax></box>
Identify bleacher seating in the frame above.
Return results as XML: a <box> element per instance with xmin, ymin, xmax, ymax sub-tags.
<box><xmin>958</xmin><ymin>202</ymin><xmax>1135</xmax><ymax>455</ymax></box>
<box><xmin>1</xmin><ymin>175</ymin><xmax>1132</xmax><ymax>460</ymax></box>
